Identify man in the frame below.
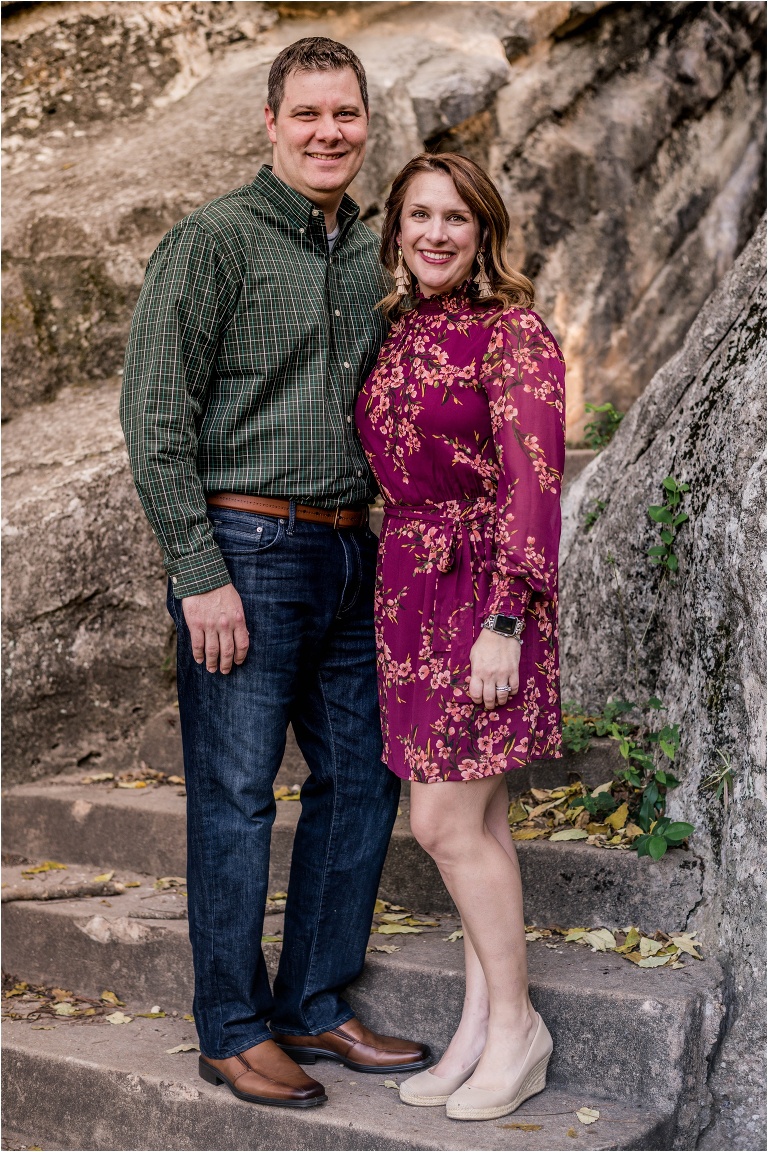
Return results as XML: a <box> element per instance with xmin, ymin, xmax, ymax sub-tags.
<box><xmin>121</xmin><ymin>37</ymin><xmax>429</xmax><ymax>1108</ymax></box>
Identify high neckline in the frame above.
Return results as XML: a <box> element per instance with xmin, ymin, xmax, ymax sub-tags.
<box><xmin>415</xmin><ymin>279</ymin><xmax>476</xmax><ymax>315</ymax></box>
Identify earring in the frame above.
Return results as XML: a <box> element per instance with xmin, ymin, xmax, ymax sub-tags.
<box><xmin>395</xmin><ymin>246</ymin><xmax>413</xmax><ymax>308</ymax></box>
<box><xmin>474</xmin><ymin>249</ymin><xmax>493</xmax><ymax>300</ymax></box>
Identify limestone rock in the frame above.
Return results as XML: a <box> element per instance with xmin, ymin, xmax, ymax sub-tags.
<box><xmin>1</xmin><ymin>379</ymin><xmax>174</xmax><ymax>784</ymax></box>
<box><xmin>2</xmin><ymin>2</ymin><xmax>765</xmax><ymax>427</ymax></box>
<box><xmin>559</xmin><ymin>219</ymin><xmax>766</xmax><ymax>1151</ymax></box>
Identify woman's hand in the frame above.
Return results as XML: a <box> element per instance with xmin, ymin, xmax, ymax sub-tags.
<box><xmin>468</xmin><ymin>628</ymin><xmax>521</xmax><ymax>710</ymax></box>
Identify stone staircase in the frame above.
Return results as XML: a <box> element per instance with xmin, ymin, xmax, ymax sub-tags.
<box><xmin>2</xmin><ymin>734</ymin><xmax>723</xmax><ymax>1151</ymax></box>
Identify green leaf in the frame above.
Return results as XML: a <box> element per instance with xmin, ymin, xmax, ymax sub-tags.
<box><xmin>647</xmin><ymin>696</ymin><xmax>664</xmax><ymax>710</ymax></box>
<box><xmin>666</xmin><ymin>554</ymin><xmax>679</xmax><ymax>572</ymax></box>
<box><xmin>662</xmin><ymin>476</ymin><xmax>679</xmax><ymax>492</ymax></box>
<box><xmin>635</xmin><ymin>835</ymin><xmax>651</xmax><ymax>857</ymax></box>
<box><xmin>648</xmin><ymin>835</ymin><xmax>668</xmax><ymax>860</ymax></box>
<box><xmin>648</xmin><ymin>506</ymin><xmax>674</xmax><ymax>523</ymax></box>
<box><xmin>647</xmin><ymin>545</ymin><xmax>667</xmax><ymax>556</ymax></box>
<box><xmin>673</xmin><ymin>512</ymin><xmax>689</xmax><ymax>526</ymax></box>
<box><xmin>659</xmin><ymin>529</ymin><xmax>674</xmax><ymax>544</ymax></box>
<box><xmin>664</xmin><ymin>821</ymin><xmax>694</xmax><ymax>842</ymax></box>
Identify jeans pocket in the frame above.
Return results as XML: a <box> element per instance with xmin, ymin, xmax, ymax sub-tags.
<box><xmin>210</xmin><ymin>510</ymin><xmax>284</xmax><ymax>556</ymax></box>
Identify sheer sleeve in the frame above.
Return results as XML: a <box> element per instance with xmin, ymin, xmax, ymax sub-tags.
<box><xmin>480</xmin><ymin>308</ymin><xmax>566</xmax><ymax>620</ymax></box>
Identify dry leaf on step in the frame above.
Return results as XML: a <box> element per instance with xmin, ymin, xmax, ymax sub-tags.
<box><xmin>637</xmin><ymin>955</ymin><xmax>670</xmax><ymax>968</ymax></box>
<box><xmin>376</xmin><ymin>923</ymin><xmax>422</xmax><ymax>935</ymax></box>
<box><xmin>670</xmin><ymin>933</ymin><xmax>703</xmax><ymax>959</ymax></box>
<box><xmin>576</xmin><ymin>1106</ymin><xmax>600</xmax><ymax>1124</ymax></box>
<box><xmin>81</xmin><ymin>773</ymin><xmax>114</xmax><ymax>784</ymax></box>
<box><xmin>370</xmin><ymin>944</ymin><xmax>400</xmax><ymax>954</ymax></box>
<box><xmin>117</xmin><ymin>781</ymin><xmax>148</xmax><ymax>789</ymax></box>
<box><xmin>100</xmin><ymin>990</ymin><xmax>124</xmax><ymax>1006</ymax></box>
<box><xmin>508</xmin><ymin>801</ymin><xmax>528</xmax><ymax>823</ymax></box>
<box><xmin>499</xmin><ymin>1123</ymin><xmax>543</xmax><ymax>1131</ymax></box>
<box><xmin>383</xmin><ymin>1079</ymin><xmax>399</xmax><ymax>1089</ymax></box>
<box><xmin>167</xmin><ymin>1042</ymin><xmax>200</xmax><ymax>1054</ymax></box>
<box><xmin>549</xmin><ymin>828</ymin><xmax>588</xmax><ymax>841</ymax></box>
<box><xmin>605</xmin><ymin>802</ymin><xmax>629</xmax><ymax>830</ymax></box>
<box><xmin>566</xmin><ymin>1127</ymin><xmax>578</xmax><ymax>1138</ymax></box>
<box><xmin>53</xmin><ymin>1002</ymin><xmax>78</xmax><ymax>1016</ymax></box>
<box><xmin>511</xmin><ymin>828</ymin><xmax>546</xmax><ymax>840</ymax></box>
<box><xmin>443</xmin><ymin>929</ymin><xmax>463</xmax><ymax>942</ymax></box>
<box><xmin>378</xmin><ymin>912</ymin><xmax>409</xmax><ymax>922</ymax></box>
<box><xmin>525</xmin><ymin>930</ymin><xmax>545</xmax><ymax>941</ymax></box>
<box><xmin>93</xmin><ymin>871</ymin><xmax>114</xmax><ymax>883</ymax></box>
<box><xmin>105</xmin><ymin>1011</ymin><xmax>133</xmax><ymax>1025</ymax></box>
<box><xmin>582</xmin><ymin>929</ymin><xmax>616</xmax><ymax>952</ymax></box>
<box><xmin>183</xmin><ymin>1014</ymin><xmax>194</xmax><ymax>1022</ymax></box>
<box><xmin>639</xmin><ymin>936</ymin><xmax>664</xmax><ymax>957</ymax></box>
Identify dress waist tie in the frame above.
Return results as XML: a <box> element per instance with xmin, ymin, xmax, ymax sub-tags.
<box><xmin>381</xmin><ymin>498</ymin><xmax>496</xmax><ymax>654</ymax></box>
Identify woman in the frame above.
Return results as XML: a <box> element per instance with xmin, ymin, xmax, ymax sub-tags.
<box><xmin>355</xmin><ymin>153</ymin><xmax>565</xmax><ymax>1122</ymax></box>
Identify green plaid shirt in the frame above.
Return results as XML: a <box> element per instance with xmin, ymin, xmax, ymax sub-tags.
<box><xmin>120</xmin><ymin>165</ymin><xmax>389</xmax><ymax>598</ymax></box>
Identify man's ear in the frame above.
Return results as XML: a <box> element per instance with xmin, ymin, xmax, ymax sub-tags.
<box><xmin>265</xmin><ymin>104</ymin><xmax>277</xmax><ymax>145</ymax></box>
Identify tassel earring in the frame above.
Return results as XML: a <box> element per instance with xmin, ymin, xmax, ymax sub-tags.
<box><xmin>474</xmin><ymin>249</ymin><xmax>493</xmax><ymax>300</ymax></box>
<box><xmin>395</xmin><ymin>246</ymin><xmax>413</xmax><ymax>308</ymax></box>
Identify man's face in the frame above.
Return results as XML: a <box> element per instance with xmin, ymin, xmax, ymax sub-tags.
<box><xmin>265</xmin><ymin>66</ymin><xmax>368</xmax><ymax>203</ymax></box>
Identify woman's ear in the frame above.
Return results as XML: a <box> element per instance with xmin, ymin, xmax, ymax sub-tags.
<box><xmin>395</xmin><ymin>230</ymin><xmax>402</xmax><ymax>247</ymax></box>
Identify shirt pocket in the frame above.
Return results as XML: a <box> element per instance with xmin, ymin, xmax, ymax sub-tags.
<box><xmin>209</xmin><ymin>510</ymin><xmax>284</xmax><ymax>555</ymax></box>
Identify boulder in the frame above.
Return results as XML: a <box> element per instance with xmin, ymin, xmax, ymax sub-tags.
<box><xmin>1</xmin><ymin>379</ymin><xmax>174</xmax><ymax>784</ymax></box>
<box><xmin>559</xmin><ymin>219</ymin><xmax>766</xmax><ymax>1152</ymax></box>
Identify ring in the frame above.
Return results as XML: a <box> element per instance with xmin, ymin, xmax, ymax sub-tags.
<box><xmin>496</xmin><ymin>685</ymin><xmax>511</xmax><ymax>693</ymax></box>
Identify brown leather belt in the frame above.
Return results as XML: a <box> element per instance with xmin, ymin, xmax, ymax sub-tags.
<box><xmin>207</xmin><ymin>492</ymin><xmax>369</xmax><ymax>529</ymax></box>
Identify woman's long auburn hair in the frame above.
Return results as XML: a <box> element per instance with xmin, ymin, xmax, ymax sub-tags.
<box><xmin>378</xmin><ymin>152</ymin><xmax>534</xmax><ymax>321</ymax></box>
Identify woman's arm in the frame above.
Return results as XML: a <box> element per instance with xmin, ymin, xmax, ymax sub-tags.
<box><xmin>469</xmin><ymin>309</ymin><xmax>566</xmax><ymax>708</ymax></box>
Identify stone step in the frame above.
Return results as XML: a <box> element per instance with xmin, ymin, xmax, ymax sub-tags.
<box><xmin>1</xmin><ymin>865</ymin><xmax>722</xmax><ymax>1118</ymax></box>
<box><xmin>2</xmin><ymin>750</ymin><xmax>703</xmax><ymax>929</ymax></box>
<box><xmin>2</xmin><ymin>1016</ymin><xmax>672</xmax><ymax>1151</ymax></box>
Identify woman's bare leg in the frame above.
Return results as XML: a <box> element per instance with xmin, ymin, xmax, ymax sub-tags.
<box><xmin>410</xmin><ymin>773</ymin><xmax>536</xmax><ymax>1089</ymax></box>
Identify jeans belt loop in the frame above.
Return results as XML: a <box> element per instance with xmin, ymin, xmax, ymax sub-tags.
<box><xmin>288</xmin><ymin>498</ymin><xmax>297</xmax><ymax>536</ymax></box>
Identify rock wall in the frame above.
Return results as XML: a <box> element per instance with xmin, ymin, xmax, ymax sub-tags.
<box><xmin>1</xmin><ymin>1</ymin><xmax>765</xmax><ymax>782</ymax></box>
<box><xmin>559</xmin><ymin>219</ymin><xmax>766</xmax><ymax>1152</ymax></box>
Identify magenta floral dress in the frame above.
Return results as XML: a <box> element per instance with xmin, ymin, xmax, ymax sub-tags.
<box><xmin>355</xmin><ymin>283</ymin><xmax>566</xmax><ymax>783</ymax></box>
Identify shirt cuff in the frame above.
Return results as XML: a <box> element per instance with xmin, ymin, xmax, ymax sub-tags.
<box><xmin>484</xmin><ymin>574</ymin><xmax>531</xmax><ymax>620</ymax></box>
<box><xmin>166</xmin><ymin>546</ymin><xmax>232</xmax><ymax>599</ymax></box>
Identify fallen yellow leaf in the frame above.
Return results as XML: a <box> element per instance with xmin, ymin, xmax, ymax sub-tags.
<box><xmin>444</xmin><ymin>929</ymin><xmax>463</xmax><ymax>942</ymax></box>
<box><xmin>123</xmin><ymin>881</ymin><xmax>142</xmax><ymax>888</ymax></box>
<box><xmin>53</xmin><ymin>1002</ymin><xmax>78</xmax><ymax>1016</ymax></box>
<box><xmin>591</xmin><ymin>782</ymin><xmax>612</xmax><ymax>796</ymax></box>
<box><xmin>564</xmin><ymin>928</ymin><xmax>587</xmax><ymax>941</ymax></box>
<box><xmin>22</xmin><ymin>861</ymin><xmax>66</xmax><ymax>876</ymax></box>
<box><xmin>566</xmin><ymin>1127</ymin><xmax>578</xmax><ymax>1138</ymax></box>
<box><xmin>376</xmin><ymin>923</ymin><xmax>422</xmax><ymax>935</ymax></box>
<box><xmin>639</xmin><ymin>936</ymin><xmax>664</xmax><ymax>957</ymax></box>
<box><xmin>582</xmin><ymin>929</ymin><xmax>616</xmax><ymax>952</ymax></box>
<box><xmin>379</xmin><ymin>912</ymin><xmax>409</xmax><ymax>923</ymax></box>
<box><xmin>167</xmin><ymin>1042</ymin><xmax>199</xmax><ymax>1053</ymax></box>
<box><xmin>183</xmin><ymin>1014</ymin><xmax>194</xmax><ymax>1022</ymax></box>
<box><xmin>586</xmin><ymin>823</ymin><xmax>609</xmax><ymax>836</ymax></box>
<box><xmin>670</xmin><ymin>934</ymin><xmax>703</xmax><ymax>959</ymax></box>
<box><xmin>369</xmin><ymin>944</ymin><xmax>400</xmax><ymax>954</ymax></box>
<box><xmin>624</xmin><ymin>822</ymin><xmax>644</xmax><ymax>840</ymax></box>
<box><xmin>508</xmin><ymin>801</ymin><xmax>528</xmax><ymax>823</ymax></box>
<box><xmin>105</xmin><ymin>1011</ymin><xmax>132</xmax><ymax>1025</ymax></box>
<box><xmin>81</xmin><ymin>773</ymin><xmax>114</xmax><ymax>784</ymax></box>
<box><xmin>549</xmin><ymin>828</ymin><xmax>589</xmax><ymax>841</ymax></box>
<box><xmin>605</xmin><ymin>802</ymin><xmax>629</xmax><ymax>830</ymax></box>
<box><xmin>576</xmin><ymin>1106</ymin><xmax>600</xmax><ymax>1125</ymax></box>
<box><xmin>383</xmin><ymin>1079</ymin><xmax>399</xmax><ymax>1089</ymax></box>
<box><xmin>262</xmin><ymin>934</ymin><xmax>282</xmax><ymax>943</ymax></box>
<box><xmin>93</xmin><ymin>871</ymin><xmax>115</xmax><ymax>883</ymax></box>
<box><xmin>637</xmin><ymin>955</ymin><xmax>670</xmax><ymax>968</ymax></box>
<box><xmin>117</xmin><ymin>781</ymin><xmax>148</xmax><ymax>789</ymax></box>
<box><xmin>100</xmin><ymin>990</ymin><xmax>124</xmax><ymax>1006</ymax></box>
<box><xmin>167</xmin><ymin>776</ymin><xmax>185</xmax><ymax>785</ymax></box>
<box><xmin>511</xmin><ymin>828</ymin><xmax>546</xmax><ymax>841</ymax></box>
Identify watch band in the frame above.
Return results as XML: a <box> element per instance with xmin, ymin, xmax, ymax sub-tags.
<box><xmin>482</xmin><ymin>613</ymin><xmax>525</xmax><ymax>640</ymax></box>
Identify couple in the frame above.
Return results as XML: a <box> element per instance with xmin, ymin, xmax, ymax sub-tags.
<box><xmin>121</xmin><ymin>36</ymin><xmax>565</xmax><ymax>1124</ymax></box>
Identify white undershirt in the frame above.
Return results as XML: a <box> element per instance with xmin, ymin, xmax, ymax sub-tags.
<box><xmin>327</xmin><ymin>223</ymin><xmax>340</xmax><ymax>252</ymax></box>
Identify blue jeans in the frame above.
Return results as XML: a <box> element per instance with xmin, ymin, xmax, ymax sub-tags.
<box><xmin>168</xmin><ymin>506</ymin><xmax>399</xmax><ymax>1059</ymax></box>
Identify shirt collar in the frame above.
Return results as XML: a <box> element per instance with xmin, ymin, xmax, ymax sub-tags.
<box><xmin>252</xmin><ymin>164</ymin><xmax>360</xmax><ymax>237</ymax></box>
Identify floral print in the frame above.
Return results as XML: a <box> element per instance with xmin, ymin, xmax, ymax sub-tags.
<box><xmin>355</xmin><ymin>283</ymin><xmax>566</xmax><ymax>782</ymax></box>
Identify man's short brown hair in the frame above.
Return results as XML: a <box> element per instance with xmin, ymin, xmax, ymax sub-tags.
<box><xmin>267</xmin><ymin>37</ymin><xmax>369</xmax><ymax>117</ymax></box>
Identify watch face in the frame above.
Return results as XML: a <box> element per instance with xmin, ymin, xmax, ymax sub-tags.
<box><xmin>494</xmin><ymin>616</ymin><xmax>519</xmax><ymax>636</ymax></box>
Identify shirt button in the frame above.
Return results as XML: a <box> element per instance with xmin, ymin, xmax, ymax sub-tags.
<box><xmin>172</xmin><ymin>577</ymin><xmax>178</xmax><ymax>584</ymax></box>
<box><xmin>335</xmin><ymin>309</ymin><xmax>341</xmax><ymax>317</ymax></box>
<box><xmin>357</xmin><ymin>470</ymin><xmax>362</xmax><ymax>477</ymax></box>
<box><xmin>347</xmin><ymin>415</ymin><xmax>352</xmax><ymax>423</ymax></box>
<box><xmin>312</xmin><ymin>209</ymin><xmax>320</xmax><ymax>217</ymax></box>
<box><xmin>299</xmin><ymin>228</ymin><xmax>305</xmax><ymax>234</ymax></box>
<box><xmin>343</xmin><ymin>361</ymin><xmax>350</xmax><ymax>368</ymax></box>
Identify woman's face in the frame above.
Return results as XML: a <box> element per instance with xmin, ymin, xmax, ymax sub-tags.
<box><xmin>397</xmin><ymin>171</ymin><xmax>481</xmax><ymax>298</ymax></box>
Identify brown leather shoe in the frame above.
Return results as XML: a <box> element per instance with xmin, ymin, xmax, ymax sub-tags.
<box><xmin>198</xmin><ymin>1038</ymin><xmax>327</xmax><ymax>1107</ymax></box>
<box><xmin>273</xmin><ymin>1017</ymin><xmax>431</xmax><ymax>1074</ymax></box>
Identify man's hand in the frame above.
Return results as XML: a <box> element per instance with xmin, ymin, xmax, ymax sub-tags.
<box><xmin>468</xmin><ymin>628</ymin><xmax>521</xmax><ymax>710</ymax></box>
<box><xmin>182</xmin><ymin>583</ymin><xmax>249</xmax><ymax>674</ymax></box>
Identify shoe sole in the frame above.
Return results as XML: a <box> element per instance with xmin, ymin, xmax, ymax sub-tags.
<box><xmin>277</xmin><ymin>1045</ymin><xmax>432</xmax><ymax>1075</ymax></box>
<box><xmin>445</xmin><ymin>1055</ymin><xmax>549</xmax><ymax>1121</ymax></box>
<box><xmin>399</xmin><ymin>1091</ymin><xmax>451</xmax><ymax>1106</ymax></box>
<box><xmin>199</xmin><ymin>1058</ymin><xmax>327</xmax><ymax>1107</ymax></box>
